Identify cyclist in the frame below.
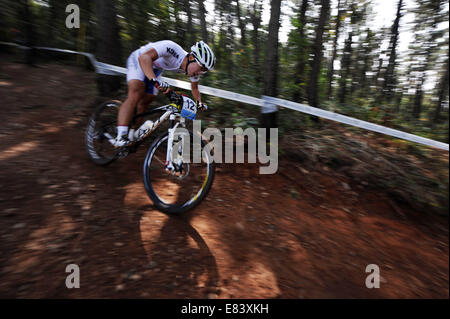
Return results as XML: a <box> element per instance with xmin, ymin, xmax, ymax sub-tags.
<box><xmin>114</xmin><ymin>40</ymin><xmax>216</xmax><ymax>147</ymax></box>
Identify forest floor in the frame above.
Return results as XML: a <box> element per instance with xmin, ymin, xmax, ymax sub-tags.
<box><xmin>0</xmin><ymin>56</ymin><xmax>448</xmax><ymax>298</ymax></box>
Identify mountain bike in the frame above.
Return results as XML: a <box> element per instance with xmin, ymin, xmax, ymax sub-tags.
<box><xmin>85</xmin><ymin>90</ymin><xmax>215</xmax><ymax>214</ymax></box>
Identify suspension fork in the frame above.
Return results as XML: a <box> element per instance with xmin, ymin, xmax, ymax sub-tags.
<box><xmin>165</xmin><ymin>116</ymin><xmax>186</xmax><ymax>171</ymax></box>
<box><xmin>165</xmin><ymin>114</ymin><xmax>177</xmax><ymax>170</ymax></box>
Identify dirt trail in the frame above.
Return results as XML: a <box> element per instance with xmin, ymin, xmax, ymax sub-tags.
<box><xmin>0</xmin><ymin>59</ymin><xmax>448</xmax><ymax>298</ymax></box>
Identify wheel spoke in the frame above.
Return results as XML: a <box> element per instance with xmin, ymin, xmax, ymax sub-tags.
<box><xmin>153</xmin><ymin>154</ymin><xmax>165</xmax><ymax>166</ymax></box>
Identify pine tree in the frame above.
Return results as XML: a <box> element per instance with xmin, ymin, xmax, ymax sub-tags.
<box><xmin>381</xmin><ymin>0</ymin><xmax>404</xmax><ymax>103</ymax></box>
<box><xmin>308</xmin><ymin>0</ymin><xmax>330</xmax><ymax>108</ymax></box>
<box><xmin>327</xmin><ymin>0</ymin><xmax>344</xmax><ymax>99</ymax></box>
<box><xmin>95</xmin><ymin>0</ymin><xmax>122</xmax><ymax>96</ymax></box>
<box><xmin>292</xmin><ymin>0</ymin><xmax>309</xmax><ymax>102</ymax></box>
<box><xmin>197</xmin><ymin>0</ymin><xmax>209</xmax><ymax>43</ymax></box>
<box><xmin>409</xmin><ymin>0</ymin><xmax>447</xmax><ymax>119</ymax></box>
<box><xmin>249</xmin><ymin>0</ymin><xmax>263</xmax><ymax>80</ymax></box>
<box><xmin>262</xmin><ymin>0</ymin><xmax>282</xmax><ymax>131</ymax></box>
<box><xmin>235</xmin><ymin>0</ymin><xmax>247</xmax><ymax>47</ymax></box>
<box><xmin>432</xmin><ymin>50</ymin><xmax>449</xmax><ymax>124</ymax></box>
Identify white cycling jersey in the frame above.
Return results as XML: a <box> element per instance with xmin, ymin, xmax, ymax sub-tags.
<box><xmin>127</xmin><ymin>40</ymin><xmax>200</xmax><ymax>86</ymax></box>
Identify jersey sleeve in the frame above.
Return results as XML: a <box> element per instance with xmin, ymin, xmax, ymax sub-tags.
<box><xmin>150</xmin><ymin>40</ymin><xmax>170</xmax><ymax>58</ymax></box>
<box><xmin>151</xmin><ymin>40</ymin><xmax>185</xmax><ymax>59</ymax></box>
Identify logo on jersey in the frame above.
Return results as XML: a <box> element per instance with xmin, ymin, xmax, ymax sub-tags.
<box><xmin>166</xmin><ymin>47</ymin><xmax>180</xmax><ymax>59</ymax></box>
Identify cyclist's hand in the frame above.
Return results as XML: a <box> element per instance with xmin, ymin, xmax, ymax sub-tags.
<box><xmin>196</xmin><ymin>101</ymin><xmax>208</xmax><ymax>111</ymax></box>
<box><xmin>152</xmin><ymin>78</ymin><xmax>169</xmax><ymax>93</ymax></box>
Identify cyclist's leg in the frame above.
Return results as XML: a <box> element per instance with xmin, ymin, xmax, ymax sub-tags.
<box><xmin>134</xmin><ymin>72</ymin><xmax>161</xmax><ymax>127</ymax></box>
<box><xmin>135</xmin><ymin>93</ymin><xmax>157</xmax><ymax>128</ymax></box>
<box><xmin>117</xmin><ymin>51</ymin><xmax>146</xmax><ymax>128</ymax></box>
<box><xmin>117</xmin><ymin>79</ymin><xmax>145</xmax><ymax>127</ymax></box>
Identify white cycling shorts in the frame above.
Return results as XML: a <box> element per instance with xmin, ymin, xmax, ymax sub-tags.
<box><xmin>126</xmin><ymin>50</ymin><xmax>163</xmax><ymax>95</ymax></box>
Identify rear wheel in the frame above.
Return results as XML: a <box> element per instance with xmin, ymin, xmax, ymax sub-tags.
<box><xmin>85</xmin><ymin>100</ymin><xmax>121</xmax><ymax>166</ymax></box>
<box><xmin>143</xmin><ymin>130</ymin><xmax>215</xmax><ymax>214</ymax></box>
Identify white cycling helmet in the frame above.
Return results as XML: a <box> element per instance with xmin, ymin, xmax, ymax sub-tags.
<box><xmin>190</xmin><ymin>41</ymin><xmax>216</xmax><ymax>71</ymax></box>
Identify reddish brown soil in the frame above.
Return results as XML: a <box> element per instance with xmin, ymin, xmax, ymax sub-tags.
<box><xmin>0</xmin><ymin>59</ymin><xmax>448</xmax><ymax>298</ymax></box>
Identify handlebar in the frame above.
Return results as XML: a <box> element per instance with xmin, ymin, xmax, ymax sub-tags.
<box><xmin>151</xmin><ymin>78</ymin><xmax>204</xmax><ymax>111</ymax></box>
<box><xmin>151</xmin><ymin>79</ymin><xmax>183</xmax><ymax>106</ymax></box>
<box><xmin>166</xmin><ymin>90</ymin><xmax>183</xmax><ymax>106</ymax></box>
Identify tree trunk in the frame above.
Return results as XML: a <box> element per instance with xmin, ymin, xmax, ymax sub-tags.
<box><xmin>174</xmin><ymin>0</ymin><xmax>186</xmax><ymax>47</ymax></box>
<box><xmin>183</xmin><ymin>0</ymin><xmax>195</xmax><ymax>46</ymax></box>
<box><xmin>339</xmin><ymin>31</ymin><xmax>353</xmax><ymax>104</ymax></box>
<box><xmin>308</xmin><ymin>0</ymin><xmax>330</xmax><ymax>108</ymax></box>
<box><xmin>214</xmin><ymin>8</ymin><xmax>224</xmax><ymax>69</ymax></box>
<box><xmin>412</xmin><ymin>80</ymin><xmax>424</xmax><ymax>119</ymax></box>
<box><xmin>263</xmin><ymin>0</ymin><xmax>282</xmax><ymax>97</ymax></box>
<box><xmin>382</xmin><ymin>0</ymin><xmax>403</xmax><ymax>102</ymax></box>
<box><xmin>410</xmin><ymin>0</ymin><xmax>444</xmax><ymax>119</ymax></box>
<box><xmin>47</xmin><ymin>0</ymin><xmax>59</xmax><ymax>46</ymax></box>
<box><xmin>215</xmin><ymin>1</ymin><xmax>235</xmax><ymax>75</ymax></box>
<box><xmin>359</xmin><ymin>29</ymin><xmax>374</xmax><ymax>98</ymax></box>
<box><xmin>250</xmin><ymin>0</ymin><xmax>263</xmax><ymax>80</ymax></box>
<box><xmin>19</xmin><ymin>0</ymin><xmax>36</xmax><ymax>65</ymax></box>
<box><xmin>432</xmin><ymin>57</ymin><xmax>449</xmax><ymax>124</ymax></box>
<box><xmin>95</xmin><ymin>0</ymin><xmax>122</xmax><ymax>97</ymax></box>
<box><xmin>326</xmin><ymin>0</ymin><xmax>342</xmax><ymax>99</ymax></box>
<box><xmin>226</xmin><ymin>9</ymin><xmax>236</xmax><ymax>76</ymax></box>
<box><xmin>292</xmin><ymin>0</ymin><xmax>309</xmax><ymax>102</ymax></box>
<box><xmin>197</xmin><ymin>0</ymin><xmax>209</xmax><ymax>43</ymax></box>
<box><xmin>262</xmin><ymin>0</ymin><xmax>282</xmax><ymax>131</ymax></box>
<box><xmin>0</xmin><ymin>0</ymin><xmax>6</xmax><ymax>41</ymax></box>
<box><xmin>135</xmin><ymin>0</ymin><xmax>149</xmax><ymax>46</ymax></box>
<box><xmin>373</xmin><ymin>56</ymin><xmax>384</xmax><ymax>104</ymax></box>
<box><xmin>412</xmin><ymin>42</ymin><xmax>436</xmax><ymax>118</ymax></box>
<box><xmin>236</xmin><ymin>0</ymin><xmax>247</xmax><ymax>46</ymax></box>
<box><xmin>394</xmin><ymin>89</ymin><xmax>403</xmax><ymax>113</ymax></box>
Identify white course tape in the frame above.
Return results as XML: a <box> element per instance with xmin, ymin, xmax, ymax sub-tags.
<box><xmin>261</xmin><ymin>99</ymin><xmax>278</xmax><ymax>114</ymax></box>
<box><xmin>0</xmin><ymin>42</ymin><xmax>29</xmax><ymax>50</ymax></box>
<box><xmin>262</xmin><ymin>96</ymin><xmax>449</xmax><ymax>151</ymax></box>
<box><xmin>162</xmin><ymin>77</ymin><xmax>264</xmax><ymax>106</ymax></box>
<box><xmin>1</xmin><ymin>42</ymin><xmax>126</xmax><ymax>75</ymax></box>
<box><xmin>34</xmin><ymin>46</ymin><xmax>99</xmax><ymax>71</ymax></box>
<box><xmin>1</xmin><ymin>41</ymin><xmax>448</xmax><ymax>151</ymax></box>
<box><xmin>95</xmin><ymin>61</ymin><xmax>127</xmax><ymax>75</ymax></box>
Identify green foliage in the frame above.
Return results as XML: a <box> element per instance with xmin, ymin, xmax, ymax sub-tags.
<box><xmin>1</xmin><ymin>0</ymin><xmax>447</xmax><ymax>143</ymax></box>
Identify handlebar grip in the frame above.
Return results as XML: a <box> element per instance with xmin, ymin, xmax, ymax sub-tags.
<box><xmin>149</xmin><ymin>78</ymin><xmax>181</xmax><ymax>105</ymax></box>
<box><xmin>149</xmin><ymin>78</ymin><xmax>160</xmax><ymax>89</ymax></box>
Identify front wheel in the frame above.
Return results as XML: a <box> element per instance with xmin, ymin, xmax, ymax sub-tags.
<box><xmin>143</xmin><ymin>130</ymin><xmax>215</xmax><ymax>214</ymax></box>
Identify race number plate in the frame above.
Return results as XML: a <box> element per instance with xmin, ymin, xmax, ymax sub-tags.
<box><xmin>180</xmin><ymin>96</ymin><xmax>197</xmax><ymax>120</ymax></box>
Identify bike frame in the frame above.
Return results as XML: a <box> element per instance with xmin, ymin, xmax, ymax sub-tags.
<box><xmin>104</xmin><ymin>104</ymin><xmax>187</xmax><ymax>169</ymax></box>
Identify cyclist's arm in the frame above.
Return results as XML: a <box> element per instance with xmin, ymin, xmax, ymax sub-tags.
<box><xmin>191</xmin><ymin>81</ymin><xmax>201</xmax><ymax>103</ymax></box>
<box><xmin>138</xmin><ymin>48</ymin><xmax>159</xmax><ymax>80</ymax></box>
